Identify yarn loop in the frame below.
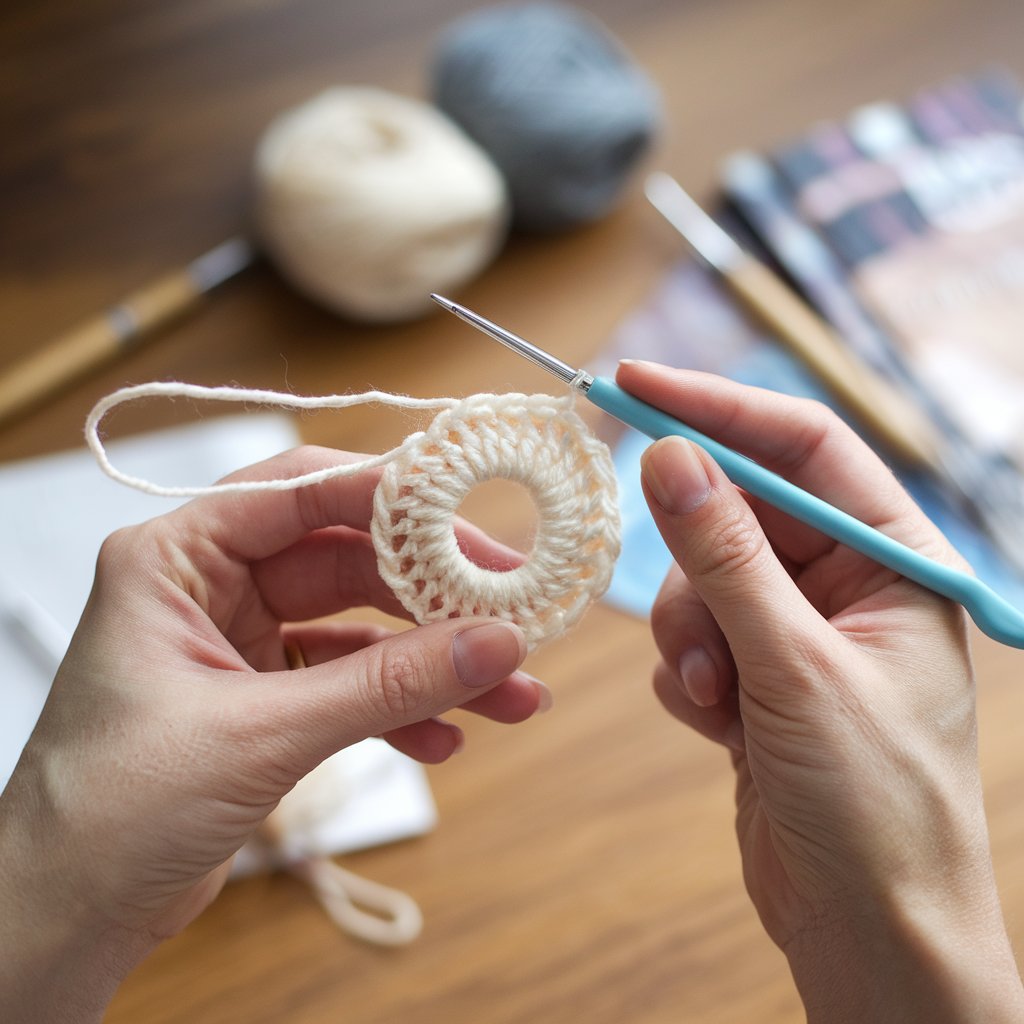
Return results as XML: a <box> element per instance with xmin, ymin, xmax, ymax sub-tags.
<box><xmin>87</xmin><ymin>383</ymin><xmax>621</xmax><ymax>649</ymax></box>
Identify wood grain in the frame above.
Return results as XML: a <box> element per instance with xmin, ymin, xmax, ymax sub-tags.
<box><xmin>2</xmin><ymin>1</ymin><xmax>1023</xmax><ymax>1021</ymax></box>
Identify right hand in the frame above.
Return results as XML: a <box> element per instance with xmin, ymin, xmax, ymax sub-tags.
<box><xmin>618</xmin><ymin>359</ymin><xmax>1024</xmax><ymax>1023</ymax></box>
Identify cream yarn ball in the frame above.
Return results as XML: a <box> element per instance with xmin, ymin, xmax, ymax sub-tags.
<box><xmin>254</xmin><ymin>87</ymin><xmax>509</xmax><ymax>322</ymax></box>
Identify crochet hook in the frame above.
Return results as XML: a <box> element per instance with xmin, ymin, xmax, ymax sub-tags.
<box><xmin>430</xmin><ymin>293</ymin><xmax>1024</xmax><ymax>650</ymax></box>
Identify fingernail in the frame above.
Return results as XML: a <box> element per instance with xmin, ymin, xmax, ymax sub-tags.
<box><xmin>452</xmin><ymin>622</ymin><xmax>526</xmax><ymax>688</ymax></box>
<box><xmin>533</xmin><ymin>679</ymin><xmax>554</xmax><ymax>713</ymax></box>
<box><xmin>724</xmin><ymin>719</ymin><xmax>745</xmax><ymax>752</ymax></box>
<box><xmin>678</xmin><ymin>647</ymin><xmax>719</xmax><ymax>707</ymax></box>
<box><xmin>641</xmin><ymin>436</ymin><xmax>712</xmax><ymax>515</ymax></box>
<box><xmin>449</xmin><ymin>724</ymin><xmax>466</xmax><ymax>755</ymax></box>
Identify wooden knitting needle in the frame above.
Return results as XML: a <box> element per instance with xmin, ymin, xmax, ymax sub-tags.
<box><xmin>643</xmin><ymin>172</ymin><xmax>944</xmax><ymax>473</ymax></box>
<box><xmin>0</xmin><ymin>237</ymin><xmax>255</xmax><ymax>426</ymax></box>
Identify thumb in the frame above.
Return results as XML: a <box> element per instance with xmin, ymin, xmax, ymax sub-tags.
<box><xmin>264</xmin><ymin>618</ymin><xmax>527</xmax><ymax>769</ymax></box>
<box><xmin>640</xmin><ymin>435</ymin><xmax>822</xmax><ymax>664</ymax></box>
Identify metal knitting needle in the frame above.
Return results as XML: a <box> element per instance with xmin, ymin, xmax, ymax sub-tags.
<box><xmin>430</xmin><ymin>293</ymin><xmax>1024</xmax><ymax>650</ymax></box>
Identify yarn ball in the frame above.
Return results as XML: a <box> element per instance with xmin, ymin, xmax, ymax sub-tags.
<box><xmin>431</xmin><ymin>3</ymin><xmax>661</xmax><ymax>232</ymax></box>
<box><xmin>253</xmin><ymin>87</ymin><xmax>509</xmax><ymax>322</ymax></box>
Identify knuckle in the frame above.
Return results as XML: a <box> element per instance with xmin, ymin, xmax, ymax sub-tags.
<box><xmin>693</xmin><ymin>505</ymin><xmax>767</xmax><ymax>583</ymax></box>
<box><xmin>794</xmin><ymin>396</ymin><xmax>838</xmax><ymax>435</ymax></box>
<box><xmin>798</xmin><ymin>395</ymin><xmax>836</xmax><ymax>426</ymax></box>
<box><xmin>787</xmin><ymin>627</ymin><xmax>839</xmax><ymax>683</ymax></box>
<box><xmin>780</xmin><ymin>398</ymin><xmax>843</xmax><ymax>473</ymax></box>
<box><xmin>289</xmin><ymin>444</ymin><xmax>335</xmax><ymax>482</ymax></box>
<box><xmin>292</xmin><ymin>455</ymin><xmax>334</xmax><ymax>528</ymax></box>
<box><xmin>746</xmin><ymin>626</ymin><xmax>842</xmax><ymax>703</ymax></box>
<box><xmin>361</xmin><ymin>622</ymin><xmax>395</xmax><ymax>647</ymax></box>
<box><xmin>650</xmin><ymin>592</ymin><xmax>677</xmax><ymax>641</ymax></box>
<box><xmin>365</xmin><ymin>645</ymin><xmax>436</xmax><ymax>723</ymax></box>
<box><xmin>650</xmin><ymin>580</ymin><xmax>704</xmax><ymax>652</ymax></box>
<box><xmin>95</xmin><ymin>525</ymin><xmax>156</xmax><ymax>591</ymax></box>
<box><xmin>283</xmin><ymin>445</ymin><xmax>376</xmax><ymax>532</ymax></box>
<box><xmin>96</xmin><ymin>525</ymin><xmax>139</xmax><ymax>569</ymax></box>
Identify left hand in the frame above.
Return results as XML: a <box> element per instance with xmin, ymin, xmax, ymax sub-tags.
<box><xmin>0</xmin><ymin>446</ymin><xmax>545</xmax><ymax>1018</ymax></box>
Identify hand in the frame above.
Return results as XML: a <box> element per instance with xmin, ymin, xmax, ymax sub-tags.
<box><xmin>0</xmin><ymin>446</ymin><xmax>546</xmax><ymax>1022</ymax></box>
<box><xmin>618</xmin><ymin>360</ymin><xmax>1024</xmax><ymax>1023</ymax></box>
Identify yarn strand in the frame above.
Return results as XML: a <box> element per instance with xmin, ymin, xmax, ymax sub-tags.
<box><xmin>85</xmin><ymin>381</ymin><xmax>459</xmax><ymax>497</ymax></box>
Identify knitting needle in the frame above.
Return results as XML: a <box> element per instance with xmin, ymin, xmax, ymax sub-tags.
<box><xmin>646</xmin><ymin>175</ymin><xmax>1024</xmax><ymax>577</ymax></box>
<box><xmin>0</xmin><ymin>237</ymin><xmax>255</xmax><ymax>426</ymax></box>
<box><xmin>643</xmin><ymin>172</ymin><xmax>945</xmax><ymax>474</ymax></box>
<box><xmin>430</xmin><ymin>293</ymin><xmax>1024</xmax><ymax>650</ymax></box>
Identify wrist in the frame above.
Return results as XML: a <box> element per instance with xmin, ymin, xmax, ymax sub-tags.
<box><xmin>0</xmin><ymin>748</ymin><xmax>152</xmax><ymax>1023</ymax></box>
<box><xmin>785</xmin><ymin>884</ymin><xmax>1024</xmax><ymax>1023</ymax></box>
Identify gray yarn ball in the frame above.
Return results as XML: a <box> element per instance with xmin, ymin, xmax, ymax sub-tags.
<box><xmin>432</xmin><ymin>3</ymin><xmax>661</xmax><ymax>232</ymax></box>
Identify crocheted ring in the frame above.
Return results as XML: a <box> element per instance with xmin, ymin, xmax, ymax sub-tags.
<box><xmin>371</xmin><ymin>393</ymin><xmax>621</xmax><ymax>648</ymax></box>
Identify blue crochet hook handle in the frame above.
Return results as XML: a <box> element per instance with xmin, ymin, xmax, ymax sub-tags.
<box><xmin>431</xmin><ymin>294</ymin><xmax>1024</xmax><ymax>650</ymax></box>
<box><xmin>588</xmin><ymin>378</ymin><xmax>1024</xmax><ymax>649</ymax></box>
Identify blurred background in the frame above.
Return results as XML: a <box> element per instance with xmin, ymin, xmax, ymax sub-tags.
<box><xmin>3</xmin><ymin>2</ymin><xmax>1024</xmax><ymax>1022</ymax></box>
<box><xmin>6</xmin><ymin>0</ymin><xmax>1024</xmax><ymax>460</ymax></box>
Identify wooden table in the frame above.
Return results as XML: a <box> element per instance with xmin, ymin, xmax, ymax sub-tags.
<box><xmin>3</xmin><ymin>1</ymin><xmax>1023</xmax><ymax>1020</ymax></box>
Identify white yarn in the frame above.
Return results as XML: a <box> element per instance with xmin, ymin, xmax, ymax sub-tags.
<box><xmin>258</xmin><ymin>734</ymin><xmax>424</xmax><ymax>947</ymax></box>
<box><xmin>87</xmin><ymin>382</ymin><xmax>621</xmax><ymax>649</ymax></box>
<box><xmin>254</xmin><ymin>87</ymin><xmax>509</xmax><ymax>322</ymax></box>
<box><xmin>372</xmin><ymin>393</ymin><xmax>620</xmax><ymax>647</ymax></box>
<box><xmin>84</xmin><ymin>381</ymin><xmax>457</xmax><ymax>497</ymax></box>
<box><xmin>291</xmin><ymin>858</ymin><xmax>423</xmax><ymax>947</ymax></box>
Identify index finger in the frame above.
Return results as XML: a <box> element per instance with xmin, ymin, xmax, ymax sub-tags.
<box><xmin>168</xmin><ymin>445</ymin><xmax>384</xmax><ymax>560</ymax></box>
<box><xmin>615</xmin><ymin>361</ymin><xmax>956</xmax><ymax>564</ymax></box>
<box><xmin>168</xmin><ymin>446</ymin><xmax>528</xmax><ymax>618</ymax></box>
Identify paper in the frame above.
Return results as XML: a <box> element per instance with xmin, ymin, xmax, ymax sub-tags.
<box><xmin>232</xmin><ymin>739</ymin><xmax>438</xmax><ymax>875</ymax></box>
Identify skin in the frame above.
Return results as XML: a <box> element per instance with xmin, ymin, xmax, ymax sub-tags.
<box><xmin>620</xmin><ymin>360</ymin><xmax>1024</xmax><ymax>1022</ymax></box>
